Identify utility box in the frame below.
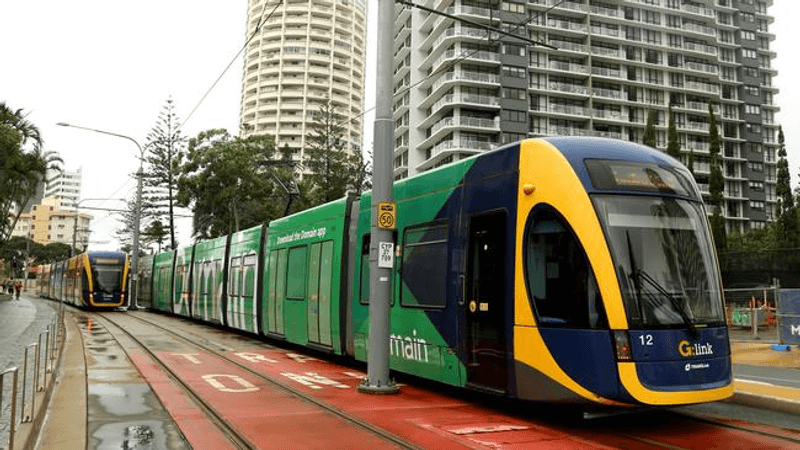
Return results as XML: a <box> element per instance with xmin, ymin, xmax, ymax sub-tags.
<box><xmin>777</xmin><ymin>289</ymin><xmax>800</xmax><ymax>346</ymax></box>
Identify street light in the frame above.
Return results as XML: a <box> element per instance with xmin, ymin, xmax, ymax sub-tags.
<box><xmin>57</xmin><ymin>122</ymin><xmax>145</xmax><ymax>310</ymax></box>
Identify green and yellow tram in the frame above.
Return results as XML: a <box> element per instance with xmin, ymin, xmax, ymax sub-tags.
<box><xmin>138</xmin><ymin>137</ymin><xmax>732</xmax><ymax>407</ymax></box>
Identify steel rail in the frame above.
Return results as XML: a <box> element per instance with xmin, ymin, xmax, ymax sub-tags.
<box><xmin>93</xmin><ymin>314</ymin><xmax>255</xmax><ymax>450</ymax></box>
<box><xmin>104</xmin><ymin>312</ymin><xmax>423</xmax><ymax>450</ymax></box>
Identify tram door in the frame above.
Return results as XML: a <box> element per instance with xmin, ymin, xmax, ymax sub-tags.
<box><xmin>464</xmin><ymin>212</ymin><xmax>508</xmax><ymax>391</ymax></box>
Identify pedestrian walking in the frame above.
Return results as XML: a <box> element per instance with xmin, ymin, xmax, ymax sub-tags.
<box><xmin>15</xmin><ymin>280</ymin><xmax>22</xmax><ymax>300</ymax></box>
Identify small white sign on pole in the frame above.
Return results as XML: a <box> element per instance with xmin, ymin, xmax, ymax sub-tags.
<box><xmin>378</xmin><ymin>242</ymin><xmax>394</xmax><ymax>268</ymax></box>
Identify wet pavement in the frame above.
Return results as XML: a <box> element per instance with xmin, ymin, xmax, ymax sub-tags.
<box><xmin>76</xmin><ymin>315</ymin><xmax>188</xmax><ymax>450</ymax></box>
<box><xmin>0</xmin><ymin>294</ymin><xmax>58</xmax><ymax>448</ymax></box>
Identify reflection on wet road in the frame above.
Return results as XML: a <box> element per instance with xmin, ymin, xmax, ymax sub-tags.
<box><xmin>76</xmin><ymin>315</ymin><xmax>189</xmax><ymax>450</ymax></box>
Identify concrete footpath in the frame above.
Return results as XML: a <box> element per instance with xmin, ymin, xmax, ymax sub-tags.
<box><xmin>729</xmin><ymin>340</ymin><xmax>800</xmax><ymax>415</ymax></box>
<box><xmin>8</xmin><ymin>307</ymin><xmax>800</xmax><ymax>450</ymax></box>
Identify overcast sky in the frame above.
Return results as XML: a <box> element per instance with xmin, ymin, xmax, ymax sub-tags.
<box><xmin>1</xmin><ymin>1</ymin><xmax>798</xmax><ymax>251</ymax></box>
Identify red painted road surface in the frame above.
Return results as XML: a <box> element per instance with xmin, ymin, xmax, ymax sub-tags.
<box><xmin>127</xmin><ymin>346</ymin><xmax>796</xmax><ymax>449</ymax></box>
<box><xmin>129</xmin><ymin>347</ymin><xmax>615</xmax><ymax>449</ymax></box>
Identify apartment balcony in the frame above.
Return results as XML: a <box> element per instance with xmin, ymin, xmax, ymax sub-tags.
<box><xmin>590</xmin><ymin>46</ymin><xmax>622</xmax><ymax>59</ymax></box>
<box><xmin>425</xmin><ymin>26</ymin><xmax>490</xmax><ymax>55</ymax></box>
<box><xmin>591</xmin><ymin>66</ymin><xmax>622</xmax><ymax>79</ymax></box>
<box><xmin>548</xmin><ymin>104</ymin><xmax>587</xmax><ymax>117</ymax></box>
<box><xmin>421</xmin><ymin>93</ymin><xmax>501</xmax><ymax>128</ymax></box>
<box><xmin>544</xmin><ymin>81</ymin><xmax>588</xmax><ymax>95</ymax></box>
<box><xmin>427</xmin><ymin>49</ymin><xmax>500</xmax><ymax>74</ymax></box>
<box><xmin>682</xmin><ymin>23</ymin><xmax>716</xmax><ymax>38</ymax></box>
<box><xmin>421</xmin><ymin>71</ymin><xmax>500</xmax><ymax>109</ymax></box>
<box><xmin>592</xmin><ymin>109</ymin><xmax>625</xmax><ymax>121</ymax></box>
<box><xmin>681</xmin><ymin>3</ymin><xmax>715</xmax><ymax>19</ymax></box>
<box><xmin>685</xmin><ymin>61</ymin><xmax>718</xmax><ymax>75</ymax></box>
<box><xmin>590</xmin><ymin>5</ymin><xmax>618</xmax><ymax>18</ymax></box>
<box><xmin>417</xmin><ymin>139</ymin><xmax>494</xmax><ymax>172</ymax></box>
<box><xmin>552</xmin><ymin>41</ymin><xmax>588</xmax><ymax>54</ymax></box>
<box><xmin>592</xmin><ymin>130</ymin><xmax>622</xmax><ymax>140</ymax></box>
<box><xmin>682</xmin><ymin>121</ymin><xmax>710</xmax><ymax>133</ymax></box>
<box><xmin>546</xmin><ymin>19</ymin><xmax>587</xmax><ymax>34</ymax></box>
<box><xmin>546</xmin><ymin>60</ymin><xmax>589</xmax><ymax>74</ymax></box>
<box><xmin>551</xmin><ymin>0</ymin><xmax>588</xmax><ymax>13</ymax></box>
<box><xmin>684</xmin><ymin>82</ymin><xmax>720</xmax><ymax>95</ymax></box>
<box><xmin>590</xmin><ymin>26</ymin><xmax>621</xmax><ymax>39</ymax></box>
<box><xmin>592</xmin><ymin>87</ymin><xmax>623</xmax><ymax>100</ymax></box>
<box><xmin>682</xmin><ymin>41</ymin><xmax>718</xmax><ymax>57</ymax></box>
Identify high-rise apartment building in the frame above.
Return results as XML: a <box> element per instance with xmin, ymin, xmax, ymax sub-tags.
<box><xmin>394</xmin><ymin>0</ymin><xmax>778</xmax><ymax>233</ymax></box>
<box><xmin>240</xmin><ymin>0</ymin><xmax>368</xmax><ymax>161</ymax></box>
<box><xmin>44</xmin><ymin>165</ymin><xmax>82</xmax><ymax>210</ymax></box>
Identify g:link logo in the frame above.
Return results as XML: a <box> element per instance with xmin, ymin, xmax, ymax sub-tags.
<box><xmin>678</xmin><ymin>340</ymin><xmax>714</xmax><ymax>357</ymax></box>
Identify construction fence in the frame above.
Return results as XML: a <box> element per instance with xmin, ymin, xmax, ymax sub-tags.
<box><xmin>724</xmin><ymin>280</ymin><xmax>800</xmax><ymax>345</ymax></box>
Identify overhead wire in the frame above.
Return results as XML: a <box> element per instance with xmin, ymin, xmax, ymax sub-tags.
<box><xmin>347</xmin><ymin>0</ymin><xmax>565</xmax><ymax>128</ymax></box>
<box><xmin>177</xmin><ymin>0</ymin><xmax>284</xmax><ymax>133</ymax></box>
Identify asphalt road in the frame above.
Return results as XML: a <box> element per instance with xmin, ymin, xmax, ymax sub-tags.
<box><xmin>734</xmin><ymin>363</ymin><xmax>800</xmax><ymax>390</ymax></box>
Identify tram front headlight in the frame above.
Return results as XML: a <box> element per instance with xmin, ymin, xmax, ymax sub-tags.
<box><xmin>613</xmin><ymin>330</ymin><xmax>632</xmax><ymax>362</ymax></box>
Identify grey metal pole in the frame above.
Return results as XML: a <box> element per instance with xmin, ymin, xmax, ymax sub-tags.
<box><xmin>358</xmin><ymin>0</ymin><xmax>398</xmax><ymax>395</ymax></box>
<box><xmin>71</xmin><ymin>206</ymin><xmax>78</xmax><ymax>256</ymax></box>
<box><xmin>130</xmin><ymin>164</ymin><xmax>144</xmax><ymax>310</ymax></box>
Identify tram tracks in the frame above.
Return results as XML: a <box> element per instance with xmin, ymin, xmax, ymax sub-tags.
<box><xmin>93</xmin><ymin>310</ymin><xmax>800</xmax><ymax>450</ymax></box>
<box><xmin>96</xmin><ymin>311</ymin><xmax>421</xmax><ymax>450</ymax></box>
<box><xmin>94</xmin><ymin>313</ymin><xmax>256</xmax><ymax>450</ymax></box>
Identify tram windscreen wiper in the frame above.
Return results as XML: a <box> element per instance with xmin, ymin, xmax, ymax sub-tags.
<box><xmin>634</xmin><ymin>269</ymin><xmax>699</xmax><ymax>340</ymax></box>
<box><xmin>625</xmin><ymin>231</ymin><xmax>646</xmax><ymax>322</ymax></box>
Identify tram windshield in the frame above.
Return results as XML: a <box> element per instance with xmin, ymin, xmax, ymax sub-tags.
<box><xmin>593</xmin><ymin>195</ymin><xmax>725</xmax><ymax>329</ymax></box>
<box><xmin>93</xmin><ymin>264</ymin><xmax>123</xmax><ymax>294</ymax></box>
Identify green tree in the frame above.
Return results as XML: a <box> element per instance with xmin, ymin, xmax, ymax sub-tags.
<box><xmin>708</xmin><ymin>103</ymin><xmax>726</xmax><ymax>254</ymax></box>
<box><xmin>775</xmin><ymin>126</ymin><xmax>799</xmax><ymax>247</ymax></box>
<box><xmin>35</xmin><ymin>242</ymin><xmax>72</xmax><ymax>265</ymax></box>
<box><xmin>143</xmin><ymin>219</ymin><xmax>169</xmax><ymax>253</ymax></box>
<box><xmin>143</xmin><ymin>98</ymin><xmax>185</xmax><ymax>250</ymax></box>
<box><xmin>0</xmin><ymin>102</ymin><xmax>61</xmax><ymax>250</ymax></box>
<box><xmin>114</xmin><ymin>193</ymin><xmax>160</xmax><ymax>252</ymax></box>
<box><xmin>642</xmin><ymin>109</ymin><xmax>657</xmax><ymax>148</ymax></box>
<box><xmin>178</xmin><ymin>129</ymin><xmax>294</xmax><ymax>239</ymax></box>
<box><xmin>304</xmin><ymin>99</ymin><xmax>370</xmax><ymax>206</ymax></box>
<box><xmin>667</xmin><ymin>105</ymin><xmax>680</xmax><ymax>159</ymax></box>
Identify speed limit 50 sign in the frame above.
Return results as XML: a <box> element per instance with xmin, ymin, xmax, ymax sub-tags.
<box><xmin>378</xmin><ymin>202</ymin><xmax>396</xmax><ymax>230</ymax></box>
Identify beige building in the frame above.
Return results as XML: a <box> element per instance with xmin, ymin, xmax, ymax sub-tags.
<box><xmin>11</xmin><ymin>197</ymin><xmax>92</xmax><ymax>251</ymax></box>
<box><xmin>239</xmin><ymin>0</ymin><xmax>368</xmax><ymax>160</ymax></box>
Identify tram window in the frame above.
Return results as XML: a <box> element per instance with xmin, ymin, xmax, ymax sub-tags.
<box><xmin>243</xmin><ymin>255</ymin><xmax>256</xmax><ymax>297</ymax></box>
<box><xmin>359</xmin><ymin>234</ymin><xmax>370</xmax><ymax>304</ymax></box>
<box><xmin>229</xmin><ymin>257</ymin><xmax>241</xmax><ymax>296</ymax></box>
<box><xmin>400</xmin><ymin>222</ymin><xmax>448</xmax><ymax>309</ymax></box>
<box><xmin>525</xmin><ymin>210</ymin><xmax>607</xmax><ymax>329</ymax></box>
<box><xmin>286</xmin><ymin>245</ymin><xmax>308</xmax><ymax>300</ymax></box>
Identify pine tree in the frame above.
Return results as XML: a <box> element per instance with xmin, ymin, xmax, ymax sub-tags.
<box><xmin>143</xmin><ymin>98</ymin><xmax>185</xmax><ymax>250</ymax></box>
<box><xmin>643</xmin><ymin>109</ymin><xmax>657</xmax><ymax>148</ymax></box>
<box><xmin>667</xmin><ymin>105</ymin><xmax>681</xmax><ymax>159</ymax></box>
<box><xmin>708</xmin><ymin>103</ymin><xmax>727</xmax><ymax>253</ymax></box>
<box><xmin>304</xmin><ymin>99</ymin><xmax>369</xmax><ymax>206</ymax></box>
<box><xmin>775</xmin><ymin>126</ymin><xmax>798</xmax><ymax>247</ymax></box>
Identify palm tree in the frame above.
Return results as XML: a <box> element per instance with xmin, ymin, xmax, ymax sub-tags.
<box><xmin>1</xmin><ymin>102</ymin><xmax>62</xmax><ymax>248</ymax></box>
